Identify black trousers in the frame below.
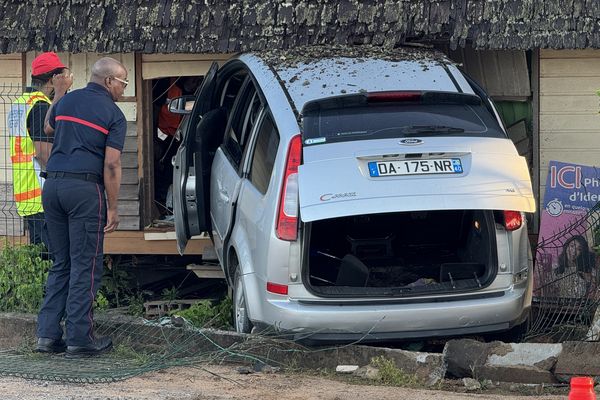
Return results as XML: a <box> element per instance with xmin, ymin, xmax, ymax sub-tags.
<box><xmin>37</xmin><ymin>177</ymin><xmax>106</xmax><ymax>346</ymax></box>
<box><xmin>24</xmin><ymin>212</ymin><xmax>49</xmax><ymax>248</ymax></box>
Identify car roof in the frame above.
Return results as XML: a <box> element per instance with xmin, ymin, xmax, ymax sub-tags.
<box><xmin>238</xmin><ymin>45</ymin><xmax>475</xmax><ymax>114</ymax></box>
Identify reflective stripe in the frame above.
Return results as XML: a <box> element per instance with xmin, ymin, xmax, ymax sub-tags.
<box><xmin>14</xmin><ymin>187</ymin><xmax>42</xmax><ymax>202</ymax></box>
<box><xmin>26</xmin><ymin>95</ymin><xmax>49</xmax><ymax>105</ymax></box>
<box><xmin>11</xmin><ymin>136</ymin><xmax>34</xmax><ymax>163</ymax></box>
<box><xmin>55</xmin><ymin>115</ymin><xmax>109</xmax><ymax>135</ymax></box>
<box><xmin>11</xmin><ymin>153</ymin><xmax>33</xmax><ymax>163</ymax></box>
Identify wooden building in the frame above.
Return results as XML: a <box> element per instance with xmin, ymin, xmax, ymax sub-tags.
<box><xmin>0</xmin><ymin>0</ymin><xmax>598</xmax><ymax>253</ymax></box>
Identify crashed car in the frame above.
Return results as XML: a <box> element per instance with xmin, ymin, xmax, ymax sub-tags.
<box><xmin>172</xmin><ymin>45</ymin><xmax>536</xmax><ymax>342</ymax></box>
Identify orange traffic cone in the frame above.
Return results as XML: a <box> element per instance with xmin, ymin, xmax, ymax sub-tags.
<box><xmin>569</xmin><ymin>377</ymin><xmax>596</xmax><ymax>400</ymax></box>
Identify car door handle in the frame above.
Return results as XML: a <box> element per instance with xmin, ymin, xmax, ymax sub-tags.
<box><xmin>219</xmin><ymin>189</ymin><xmax>230</xmax><ymax>203</ymax></box>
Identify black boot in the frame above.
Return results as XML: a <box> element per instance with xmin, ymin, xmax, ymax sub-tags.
<box><xmin>36</xmin><ymin>337</ymin><xmax>67</xmax><ymax>353</ymax></box>
<box><xmin>65</xmin><ymin>336</ymin><xmax>112</xmax><ymax>358</ymax></box>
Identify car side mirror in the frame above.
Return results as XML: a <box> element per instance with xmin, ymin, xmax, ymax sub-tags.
<box><xmin>168</xmin><ymin>95</ymin><xmax>196</xmax><ymax>115</ymax></box>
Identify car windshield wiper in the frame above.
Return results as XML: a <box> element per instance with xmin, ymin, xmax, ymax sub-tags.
<box><xmin>402</xmin><ymin>125</ymin><xmax>466</xmax><ymax>135</ymax></box>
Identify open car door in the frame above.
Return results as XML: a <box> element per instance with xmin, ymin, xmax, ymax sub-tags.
<box><xmin>173</xmin><ymin>62</ymin><xmax>218</xmax><ymax>254</ymax></box>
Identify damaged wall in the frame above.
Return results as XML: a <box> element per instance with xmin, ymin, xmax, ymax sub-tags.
<box><xmin>1</xmin><ymin>0</ymin><xmax>600</xmax><ymax>54</ymax></box>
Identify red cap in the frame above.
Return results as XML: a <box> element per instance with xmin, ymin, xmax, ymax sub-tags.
<box><xmin>31</xmin><ymin>52</ymin><xmax>66</xmax><ymax>76</ymax></box>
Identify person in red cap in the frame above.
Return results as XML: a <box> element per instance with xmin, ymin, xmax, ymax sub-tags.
<box><xmin>7</xmin><ymin>51</ymin><xmax>72</xmax><ymax>249</ymax></box>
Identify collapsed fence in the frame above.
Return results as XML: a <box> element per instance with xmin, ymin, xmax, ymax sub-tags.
<box><xmin>528</xmin><ymin>201</ymin><xmax>600</xmax><ymax>342</ymax></box>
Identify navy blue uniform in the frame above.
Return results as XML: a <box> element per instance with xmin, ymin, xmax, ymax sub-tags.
<box><xmin>37</xmin><ymin>82</ymin><xmax>126</xmax><ymax>346</ymax></box>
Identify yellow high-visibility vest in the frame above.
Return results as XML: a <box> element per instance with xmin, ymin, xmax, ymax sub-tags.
<box><xmin>7</xmin><ymin>91</ymin><xmax>51</xmax><ymax>217</ymax></box>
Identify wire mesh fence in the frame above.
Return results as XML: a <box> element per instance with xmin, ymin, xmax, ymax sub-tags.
<box><xmin>528</xmin><ymin>201</ymin><xmax>600</xmax><ymax>342</ymax></box>
<box><xmin>0</xmin><ymin>314</ymin><xmax>267</xmax><ymax>383</ymax></box>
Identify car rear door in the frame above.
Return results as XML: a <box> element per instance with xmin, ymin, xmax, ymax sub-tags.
<box><xmin>297</xmin><ymin>97</ymin><xmax>536</xmax><ymax>222</ymax></box>
<box><xmin>210</xmin><ymin>79</ymin><xmax>263</xmax><ymax>262</ymax></box>
<box><xmin>173</xmin><ymin>62</ymin><xmax>218</xmax><ymax>254</ymax></box>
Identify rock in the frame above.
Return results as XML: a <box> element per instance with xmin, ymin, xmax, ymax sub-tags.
<box><xmin>444</xmin><ymin>339</ymin><xmax>563</xmax><ymax>383</ymax></box>
<box><xmin>462</xmin><ymin>377</ymin><xmax>481</xmax><ymax>391</ymax></box>
<box><xmin>353</xmin><ymin>365</ymin><xmax>381</xmax><ymax>380</ymax></box>
<box><xmin>236</xmin><ymin>366</ymin><xmax>253</xmax><ymax>374</ymax></box>
<box><xmin>534</xmin><ymin>356</ymin><xmax>558</xmax><ymax>371</ymax></box>
<box><xmin>444</xmin><ymin>339</ymin><xmax>510</xmax><ymax>378</ymax></box>
<box><xmin>481</xmin><ymin>379</ymin><xmax>494</xmax><ymax>389</ymax></box>
<box><xmin>475</xmin><ymin>365</ymin><xmax>558</xmax><ymax>384</ymax></box>
<box><xmin>487</xmin><ymin>343</ymin><xmax>562</xmax><ymax>371</ymax></box>
<box><xmin>336</xmin><ymin>365</ymin><xmax>359</xmax><ymax>374</ymax></box>
<box><xmin>554</xmin><ymin>342</ymin><xmax>600</xmax><ymax>383</ymax></box>
<box><xmin>302</xmin><ymin>345</ymin><xmax>445</xmax><ymax>387</ymax></box>
<box><xmin>260</xmin><ymin>365</ymin><xmax>280</xmax><ymax>374</ymax></box>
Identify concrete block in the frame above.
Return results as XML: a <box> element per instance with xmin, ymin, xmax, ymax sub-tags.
<box><xmin>0</xmin><ymin>313</ymin><xmax>36</xmax><ymax>348</ymax></box>
<box><xmin>487</xmin><ymin>343</ymin><xmax>562</xmax><ymax>370</ymax></box>
<box><xmin>554</xmin><ymin>341</ymin><xmax>600</xmax><ymax>382</ymax></box>
<box><xmin>443</xmin><ymin>339</ymin><xmax>510</xmax><ymax>378</ymax></box>
<box><xmin>475</xmin><ymin>365</ymin><xmax>558</xmax><ymax>384</ymax></box>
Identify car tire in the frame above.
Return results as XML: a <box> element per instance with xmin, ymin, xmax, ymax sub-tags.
<box><xmin>233</xmin><ymin>268</ymin><xmax>253</xmax><ymax>334</ymax></box>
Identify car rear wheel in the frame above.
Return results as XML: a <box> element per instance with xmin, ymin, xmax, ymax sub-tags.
<box><xmin>233</xmin><ymin>268</ymin><xmax>253</xmax><ymax>333</ymax></box>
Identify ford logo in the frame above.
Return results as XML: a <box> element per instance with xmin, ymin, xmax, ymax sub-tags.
<box><xmin>399</xmin><ymin>138</ymin><xmax>423</xmax><ymax>145</ymax></box>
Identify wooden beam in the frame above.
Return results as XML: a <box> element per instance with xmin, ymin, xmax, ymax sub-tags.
<box><xmin>104</xmin><ymin>230</ymin><xmax>210</xmax><ymax>255</ymax></box>
<box><xmin>187</xmin><ymin>264</ymin><xmax>225</xmax><ymax>279</ymax></box>
<box><xmin>532</xmin><ymin>48</ymin><xmax>540</xmax><ymax>234</ymax></box>
<box><xmin>21</xmin><ymin>52</ymin><xmax>26</xmax><ymax>88</ymax></box>
<box><xmin>137</xmin><ymin>52</ymin><xmax>156</xmax><ymax>227</ymax></box>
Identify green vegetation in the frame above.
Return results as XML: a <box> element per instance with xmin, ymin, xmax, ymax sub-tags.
<box><xmin>370</xmin><ymin>356</ymin><xmax>421</xmax><ymax>387</ymax></box>
<box><xmin>0</xmin><ymin>244</ymin><xmax>51</xmax><ymax>313</ymax></box>
<box><xmin>112</xmin><ymin>343</ymin><xmax>151</xmax><ymax>366</ymax></box>
<box><xmin>172</xmin><ymin>297</ymin><xmax>233</xmax><ymax>329</ymax></box>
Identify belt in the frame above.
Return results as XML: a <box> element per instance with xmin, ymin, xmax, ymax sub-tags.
<box><xmin>45</xmin><ymin>171</ymin><xmax>102</xmax><ymax>184</ymax></box>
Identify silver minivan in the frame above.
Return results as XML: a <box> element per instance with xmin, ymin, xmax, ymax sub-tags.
<box><xmin>172</xmin><ymin>46</ymin><xmax>536</xmax><ymax>342</ymax></box>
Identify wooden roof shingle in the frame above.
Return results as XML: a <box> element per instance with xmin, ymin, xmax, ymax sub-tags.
<box><xmin>1</xmin><ymin>0</ymin><xmax>598</xmax><ymax>54</ymax></box>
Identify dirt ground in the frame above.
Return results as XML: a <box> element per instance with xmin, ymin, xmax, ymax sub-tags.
<box><xmin>0</xmin><ymin>365</ymin><xmax>570</xmax><ymax>400</ymax></box>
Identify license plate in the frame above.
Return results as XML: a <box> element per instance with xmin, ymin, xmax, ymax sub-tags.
<box><xmin>368</xmin><ymin>158</ymin><xmax>463</xmax><ymax>177</ymax></box>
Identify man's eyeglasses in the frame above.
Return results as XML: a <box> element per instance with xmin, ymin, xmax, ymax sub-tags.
<box><xmin>110</xmin><ymin>76</ymin><xmax>129</xmax><ymax>88</ymax></box>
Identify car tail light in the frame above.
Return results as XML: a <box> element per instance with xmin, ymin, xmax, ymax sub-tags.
<box><xmin>276</xmin><ymin>134</ymin><xmax>302</xmax><ymax>241</ymax></box>
<box><xmin>367</xmin><ymin>91</ymin><xmax>422</xmax><ymax>103</ymax></box>
<box><xmin>503</xmin><ymin>210</ymin><xmax>522</xmax><ymax>231</ymax></box>
<box><xmin>267</xmin><ymin>281</ymin><xmax>289</xmax><ymax>295</ymax></box>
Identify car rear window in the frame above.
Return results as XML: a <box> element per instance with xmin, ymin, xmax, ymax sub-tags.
<box><xmin>302</xmin><ymin>103</ymin><xmax>506</xmax><ymax>146</ymax></box>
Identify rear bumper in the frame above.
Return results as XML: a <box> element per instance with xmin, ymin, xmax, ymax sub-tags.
<box><xmin>251</xmin><ymin>281</ymin><xmax>531</xmax><ymax>342</ymax></box>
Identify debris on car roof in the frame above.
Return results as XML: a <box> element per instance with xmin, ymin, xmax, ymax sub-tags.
<box><xmin>255</xmin><ymin>44</ymin><xmax>450</xmax><ymax>70</ymax></box>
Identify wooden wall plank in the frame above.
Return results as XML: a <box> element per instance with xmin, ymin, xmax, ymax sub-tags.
<box><xmin>541</xmin><ymin>49</ymin><xmax>600</xmax><ymax>59</ymax></box>
<box><xmin>541</xmin><ymin>58</ymin><xmax>600</xmax><ymax>77</ymax></box>
<box><xmin>118</xmin><ymin>200</ymin><xmax>140</xmax><ymax>215</ymax></box>
<box><xmin>540</xmin><ymin>77</ymin><xmax>600</xmax><ymax>95</ymax></box>
<box><xmin>118</xmin><ymin>216</ymin><xmax>140</xmax><ymax>230</ymax></box>
<box><xmin>540</xmin><ymin>95</ymin><xmax>598</xmax><ymax>113</ymax></box>
<box><xmin>119</xmin><ymin>184</ymin><xmax>139</xmax><ymax>200</ymax></box>
<box><xmin>121</xmin><ymin>153</ymin><xmax>139</xmax><ymax>168</ymax></box>
<box><xmin>539</xmin><ymin>114</ymin><xmax>600</xmax><ymax>131</ymax></box>
<box><xmin>123</xmin><ymin>136</ymin><xmax>138</xmax><ymax>152</ymax></box>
